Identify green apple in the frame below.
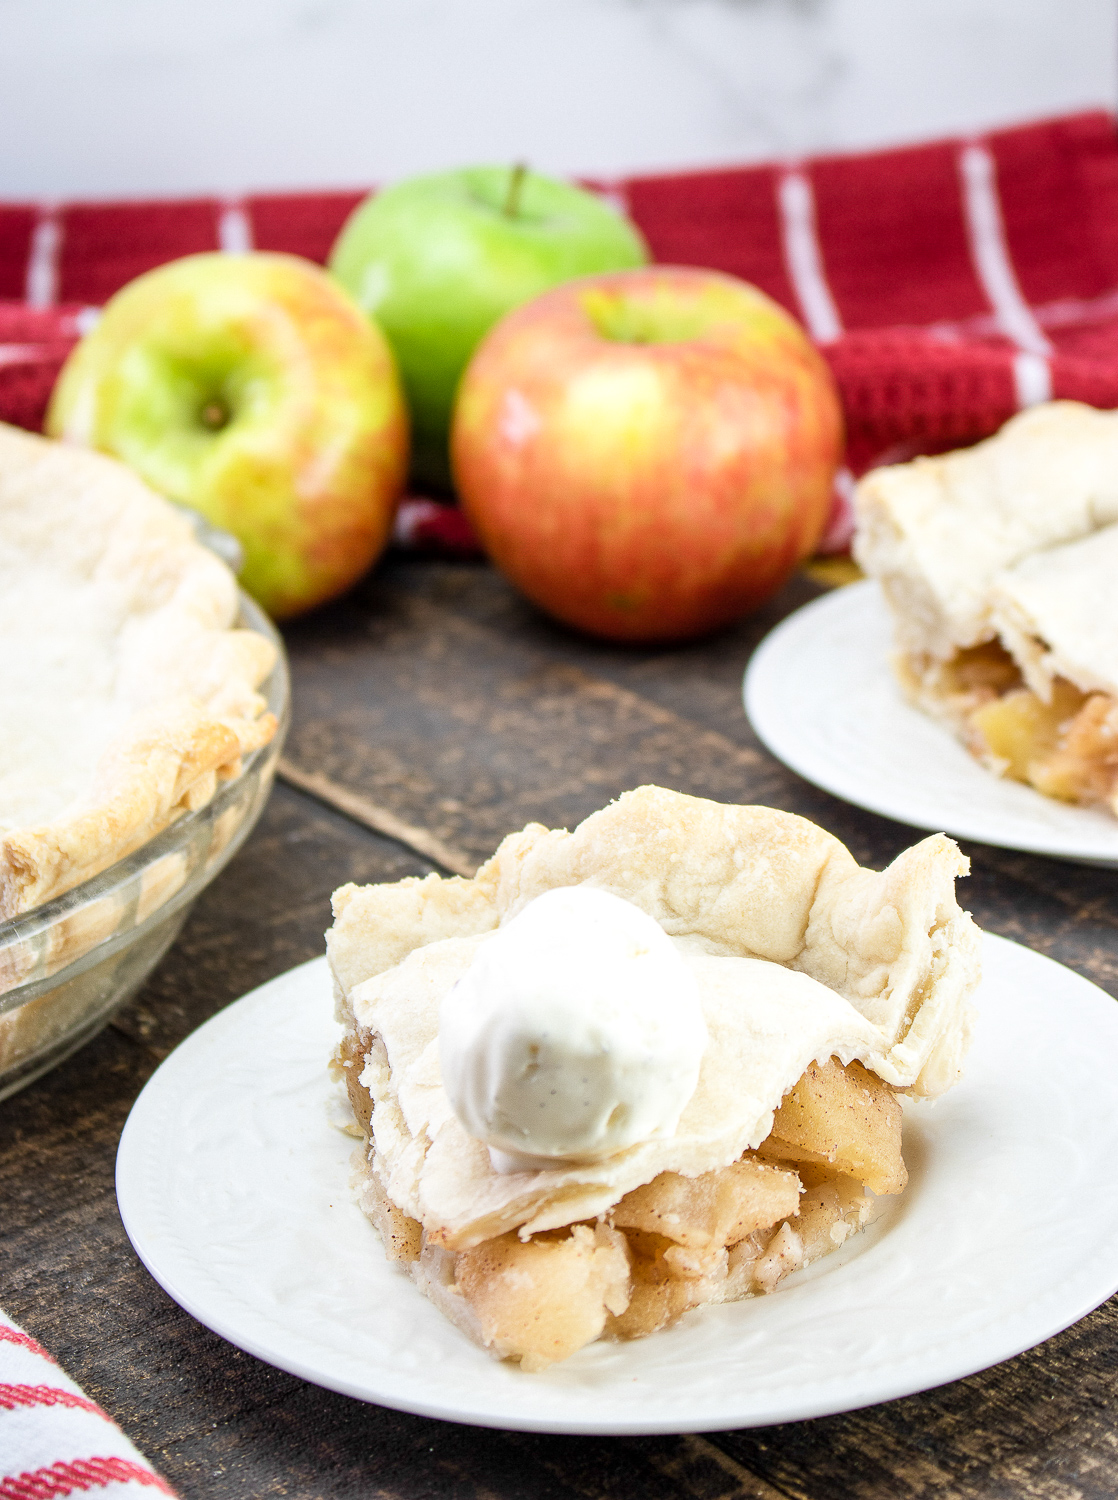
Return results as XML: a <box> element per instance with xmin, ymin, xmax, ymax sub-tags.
<box><xmin>328</xmin><ymin>165</ymin><xmax>648</xmax><ymax>490</ymax></box>
<box><xmin>46</xmin><ymin>252</ymin><xmax>409</xmax><ymax>619</ymax></box>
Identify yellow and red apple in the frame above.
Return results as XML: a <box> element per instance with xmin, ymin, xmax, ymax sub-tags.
<box><xmin>451</xmin><ymin>267</ymin><xmax>843</xmax><ymax>642</ymax></box>
<box><xmin>47</xmin><ymin>252</ymin><xmax>409</xmax><ymax>619</ymax></box>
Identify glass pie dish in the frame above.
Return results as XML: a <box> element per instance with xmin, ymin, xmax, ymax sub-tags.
<box><xmin>0</xmin><ymin>593</ymin><xmax>289</xmax><ymax>1102</ymax></box>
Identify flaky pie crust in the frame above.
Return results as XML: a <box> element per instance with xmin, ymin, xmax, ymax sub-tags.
<box><xmin>0</xmin><ymin>423</ymin><xmax>278</xmax><ymax>920</ymax></box>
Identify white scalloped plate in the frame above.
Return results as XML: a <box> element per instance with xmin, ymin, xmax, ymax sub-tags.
<box><xmin>744</xmin><ymin>580</ymin><xmax>1118</xmax><ymax>865</ymax></box>
<box><xmin>116</xmin><ymin>944</ymin><xmax>1118</xmax><ymax>1434</ymax></box>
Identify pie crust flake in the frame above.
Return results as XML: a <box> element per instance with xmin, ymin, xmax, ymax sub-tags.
<box><xmin>328</xmin><ymin>786</ymin><xmax>980</xmax><ymax>1370</ymax></box>
<box><xmin>854</xmin><ymin>401</ymin><xmax>1118</xmax><ymax>813</ymax></box>
<box><xmin>0</xmin><ymin>423</ymin><xmax>279</xmax><ymax>921</ymax></box>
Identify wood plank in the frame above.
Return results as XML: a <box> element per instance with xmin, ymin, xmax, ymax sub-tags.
<box><xmin>716</xmin><ymin>1301</ymin><xmax>1118</xmax><ymax>1498</ymax></box>
<box><xmin>281</xmin><ymin>568</ymin><xmax>884</xmax><ymax>874</ymax></box>
<box><xmin>277</xmin><ymin>756</ymin><xmax>479</xmax><ymax>876</ymax></box>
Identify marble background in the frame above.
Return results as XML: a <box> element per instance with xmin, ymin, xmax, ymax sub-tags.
<box><xmin>0</xmin><ymin>0</ymin><xmax>1115</xmax><ymax>198</ymax></box>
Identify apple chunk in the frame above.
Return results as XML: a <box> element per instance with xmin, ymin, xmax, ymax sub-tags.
<box><xmin>760</xmin><ymin>1057</ymin><xmax>906</xmax><ymax>1194</ymax></box>
<box><xmin>610</xmin><ymin>1158</ymin><xmax>800</xmax><ymax>1248</ymax></box>
<box><xmin>453</xmin><ymin>1223</ymin><xmax>630</xmax><ymax>1372</ymax></box>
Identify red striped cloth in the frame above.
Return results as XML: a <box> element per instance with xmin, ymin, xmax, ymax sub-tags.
<box><xmin>0</xmin><ymin>1315</ymin><xmax>175</xmax><ymax>1498</ymax></box>
<box><xmin>3</xmin><ymin>110</ymin><xmax>1118</xmax><ymax>552</ymax></box>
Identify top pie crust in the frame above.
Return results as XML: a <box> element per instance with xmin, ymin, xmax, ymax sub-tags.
<box><xmin>989</xmin><ymin>523</ymin><xmax>1118</xmax><ymax>701</ymax></box>
<box><xmin>0</xmin><ymin>423</ymin><xmax>279</xmax><ymax>920</ymax></box>
<box><xmin>853</xmin><ymin>401</ymin><xmax>1118</xmax><ymax>693</ymax></box>
<box><xmin>328</xmin><ymin>786</ymin><xmax>980</xmax><ymax>1251</ymax></box>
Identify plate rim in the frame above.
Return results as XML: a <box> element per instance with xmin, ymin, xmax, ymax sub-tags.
<box><xmin>116</xmin><ymin>943</ymin><xmax>1118</xmax><ymax>1434</ymax></box>
<box><xmin>743</xmin><ymin>580</ymin><xmax>1118</xmax><ymax>866</ymax></box>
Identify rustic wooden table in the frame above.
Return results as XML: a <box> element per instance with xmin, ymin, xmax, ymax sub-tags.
<box><xmin>4</xmin><ymin>553</ymin><xmax>1117</xmax><ymax>1499</ymax></box>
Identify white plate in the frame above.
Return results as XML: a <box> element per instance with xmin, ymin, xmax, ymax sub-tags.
<box><xmin>116</xmin><ymin>944</ymin><xmax>1118</xmax><ymax>1434</ymax></box>
<box><xmin>744</xmin><ymin>580</ymin><xmax>1118</xmax><ymax>866</ymax></box>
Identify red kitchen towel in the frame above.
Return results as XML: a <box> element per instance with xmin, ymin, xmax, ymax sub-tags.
<box><xmin>0</xmin><ymin>1312</ymin><xmax>175</xmax><ymax>1497</ymax></box>
<box><xmin>3</xmin><ymin>109</ymin><xmax>1118</xmax><ymax>551</ymax></box>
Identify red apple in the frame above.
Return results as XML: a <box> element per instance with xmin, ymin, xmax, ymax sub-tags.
<box><xmin>450</xmin><ymin>267</ymin><xmax>843</xmax><ymax>642</ymax></box>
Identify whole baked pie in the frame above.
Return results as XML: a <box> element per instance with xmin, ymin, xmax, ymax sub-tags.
<box><xmin>854</xmin><ymin>401</ymin><xmax>1118</xmax><ymax>815</ymax></box>
<box><xmin>328</xmin><ymin>785</ymin><xmax>980</xmax><ymax>1371</ymax></box>
<box><xmin>0</xmin><ymin>422</ymin><xmax>279</xmax><ymax>920</ymax></box>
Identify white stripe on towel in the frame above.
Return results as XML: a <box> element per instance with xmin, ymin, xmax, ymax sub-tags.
<box><xmin>958</xmin><ymin>143</ymin><xmax>1052</xmax><ymax>407</ymax></box>
<box><xmin>777</xmin><ymin>169</ymin><xmax>843</xmax><ymax>344</ymax></box>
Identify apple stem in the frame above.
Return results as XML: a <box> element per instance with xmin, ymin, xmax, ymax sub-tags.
<box><xmin>503</xmin><ymin>162</ymin><xmax>528</xmax><ymax>218</ymax></box>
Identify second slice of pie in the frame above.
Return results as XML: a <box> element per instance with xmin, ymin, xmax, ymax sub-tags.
<box><xmin>854</xmin><ymin>400</ymin><xmax>1118</xmax><ymax>814</ymax></box>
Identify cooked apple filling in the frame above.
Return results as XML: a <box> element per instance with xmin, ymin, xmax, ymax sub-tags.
<box><xmin>344</xmin><ymin>1052</ymin><xmax>903</xmax><ymax>1371</ymax></box>
<box><xmin>903</xmin><ymin>641</ymin><xmax>1118</xmax><ymax>811</ymax></box>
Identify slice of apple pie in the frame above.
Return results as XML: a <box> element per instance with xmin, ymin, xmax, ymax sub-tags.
<box><xmin>854</xmin><ymin>401</ymin><xmax>1118</xmax><ymax>815</ymax></box>
<box><xmin>327</xmin><ymin>785</ymin><xmax>979</xmax><ymax>1370</ymax></box>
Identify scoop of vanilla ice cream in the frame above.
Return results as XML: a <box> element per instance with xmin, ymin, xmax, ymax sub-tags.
<box><xmin>439</xmin><ymin>885</ymin><xmax>707</xmax><ymax>1170</ymax></box>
